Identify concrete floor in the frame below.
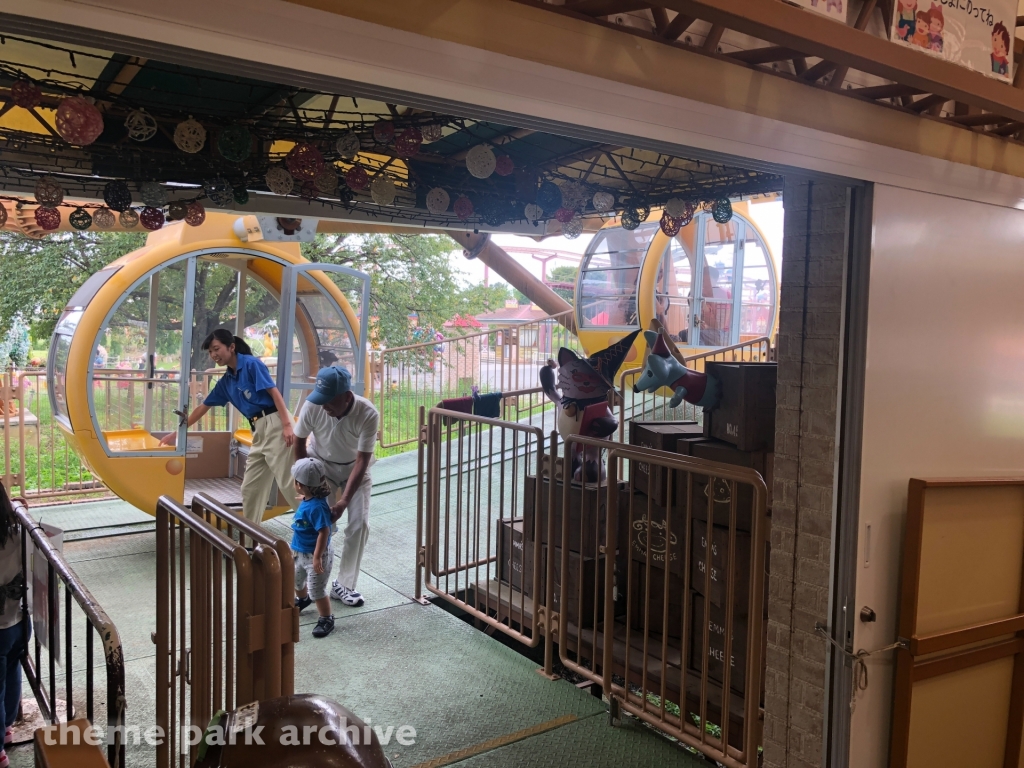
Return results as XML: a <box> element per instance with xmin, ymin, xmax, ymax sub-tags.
<box><xmin>6</xmin><ymin>448</ymin><xmax>702</xmax><ymax>767</ymax></box>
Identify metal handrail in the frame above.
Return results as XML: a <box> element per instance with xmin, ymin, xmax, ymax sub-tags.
<box><xmin>15</xmin><ymin>500</ymin><xmax>126</xmax><ymax>768</ymax></box>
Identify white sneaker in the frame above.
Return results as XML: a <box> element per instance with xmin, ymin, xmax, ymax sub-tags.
<box><xmin>330</xmin><ymin>580</ymin><xmax>365</xmax><ymax>607</ymax></box>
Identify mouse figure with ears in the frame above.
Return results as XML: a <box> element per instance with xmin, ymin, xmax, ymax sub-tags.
<box><xmin>539</xmin><ymin>330</ymin><xmax>639</xmax><ymax>482</ymax></box>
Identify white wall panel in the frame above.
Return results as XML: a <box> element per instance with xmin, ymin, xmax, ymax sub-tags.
<box><xmin>850</xmin><ymin>184</ymin><xmax>1024</xmax><ymax>767</ymax></box>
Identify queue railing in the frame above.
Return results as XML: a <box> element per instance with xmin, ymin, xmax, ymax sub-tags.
<box><xmin>14</xmin><ymin>499</ymin><xmax>126</xmax><ymax>768</ymax></box>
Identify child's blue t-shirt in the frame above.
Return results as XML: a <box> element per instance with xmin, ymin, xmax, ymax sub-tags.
<box><xmin>291</xmin><ymin>497</ymin><xmax>332</xmax><ymax>554</ymax></box>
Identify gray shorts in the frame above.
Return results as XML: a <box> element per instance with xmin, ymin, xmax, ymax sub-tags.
<box><xmin>293</xmin><ymin>545</ymin><xmax>334</xmax><ymax>601</ymax></box>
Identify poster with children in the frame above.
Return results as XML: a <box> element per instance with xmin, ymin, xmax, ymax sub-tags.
<box><xmin>788</xmin><ymin>0</ymin><xmax>846</xmax><ymax>22</ymax></box>
<box><xmin>891</xmin><ymin>0</ymin><xmax>1016</xmax><ymax>82</ymax></box>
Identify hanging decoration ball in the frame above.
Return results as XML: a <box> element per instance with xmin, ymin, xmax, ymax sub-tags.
<box><xmin>562</xmin><ymin>213</ymin><xmax>584</xmax><ymax>240</ymax></box>
<box><xmin>140</xmin><ymin>207</ymin><xmax>165</xmax><ymax>231</ymax></box>
<box><xmin>10</xmin><ymin>79</ymin><xmax>42</xmax><ymax>109</ymax></box>
<box><xmin>420</xmin><ymin>123</ymin><xmax>444</xmax><ymax>143</ymax></box>
<box><xmin>124</xmin><ymin>109</ymin><xmax>158</xmax><ymax>142</ymax></box>
<box><xmin>394</xmin><ymin>127</ymin><xmax>422</xmax><ymax>158</ymax></box>
<box><xmin>314</xmin><ymin>169</ymin><xmax>338</xmax><ymax>195</ymax></box>
<box><xmin>185</xmin><ymin>202</ymin><xmax>206</xmax><ymax>227</ymax></box>
<box><xmin>34</xmin><ymin>206</ymin><xmax>61</xmax><ymax>231</ymax></box>
<box><xmin>92</xmin><ymin>207</ymin><xmax>116</xmax><ymax>229</ymax></box>
<box><xmin>119</xmin><ymin>208</ymin><xmax>140</xmax><ymax>229</ymax></box>
<box><xmin>466</xmin><ymin>144</ymin><xmax>497</xmax><ymax>179</ymax></box>
<box><xmin>660</xmin><ymin>212</ymin><xmax>683</xmax><ymax>237</ymax></box>
<box><xmin>425</xmin><ymin>187</ymin><xmax>450</xmax><ymax>215</ymax></box>
<box><xmin>167</xmin><ymin>201</ymin><xmax>188</xmax><ymax>222</ymax></box>
<box><xmin>677</xmin><ymin>200</ymin><xmax>697</xmax><ymax>226</ymax></box>
<box><xmin>620</xmin><ymin>208</ymin><xmax>641</xmax><ymax>231</ymax></box>
<box><xmin>554</xmin><ymin>207</ymin><xmax>576</xmax><ymax>224</ymax></box>
<box><xmin>216</xmin><ymin>125</ymin><xmax>252</xmax><ymax>163</ymax></box>
<box><xmin>664</xmin><ymin>198</ymin><xmax>686</xmax><ymax>219</ymax></box>
<box><xmin>103</xmin><ymin>180</ymin><xmax>133</xmax><ymax>212</ymax></box>
<box><xmin>140</xmin><ymin>181</ymin><xmax>167</xmax><ymax>209</ymax></box>
<box><xmin>711</xmin><ymin>197</ymin><xmax>734</xmax><ymax>224</ymax></box>
<box><xmin>563</xmin><ymin>182</ymin><xmax>590</xmax><ymax>212</ymax></box>
<box><xmin>536</xmin><ymin>181</ymin><xmax>563</xmax><ymax>215</ymax></box>
<box><xmin>453</xmin><ymin>195</ymin><xmax>474</xmax><ymax>221</ymax></box>
<box><xmin>372</xmin><ymin>120</ymin><xmax>395</xmax><ymax>144</ymax></box>
<box><xmin>285</xmin><ymin>142</ymin><xmax>325</xmax><ymax>182</ymax></box>
<box><xmin>265</xmin><ymin>166</ymin><xmax>295</xmax><ymax>196</ymax></box>
<box><xmin>478</xmin><ymin>198</ymin><xmax>508</xmax><ymax>227</ymax></box>
<box><xmin>370</xmin><ymin>175</ymin><xmax>397</xmax><ymax>206</ymax></box>
<box><xmin>0</xmin><ymin>205</ymin><xmax>7</xmax><ymax>229</ymax></box>
<box><xmin>494</xmin><ymin>155</ymin><xmax>515</xmax><ymax>177</ymax></box>
<box><xmin>34</xmin><ymin>176</ymin><xmax>64</xmax><ymax>208</ymax></box>
<box><xmin>203</xmin><ymin>177</ymin><xmax>234</xmax><ymax>208</ymax></box>
<box><xmin>335</xmin><ymin>132</ymin><xmax>361</xmax><ymax>160</ymax></box>
<box><xmin>592</xmin><ymin>191</ymin><xmax>615</xmax><ymax>214</ymax></box>
<box><xmin>523</xmin><ymin>203</ymin><xmax>543</xmax><ymax>225</ymax></box>
<box><xmin>173</xmin><ymin>117</ymin><xmax>207</xmax><ymax>154</ymax></box>
<box><xmin>233</xmin><ymin>186</ymin><xmax>250</xmax><ymax>206</ymax></box>
<box><xmin>345</xmin><ymin>165</ymin><xmax>369</xmax><ymax>191</ymax></box>
<box><xmin>55</xmin><ymin>96</ymin><xmax>105</xmax><ymax>146</ymax></box>
<box><xmin>69</xmin><ymin>207</ymin><xmax>92</xmax><ymax>231</ymax></box>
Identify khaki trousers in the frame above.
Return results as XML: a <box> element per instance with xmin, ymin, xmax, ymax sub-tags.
<box><xmin>240</xmin><ymin>411</ymin><xmax>297</xmax><ymax>524</ymax></box>
<box><xmin>321</xmin><ymin>464</ymin><xmax>371</xmax><ymax>591</ymax></box>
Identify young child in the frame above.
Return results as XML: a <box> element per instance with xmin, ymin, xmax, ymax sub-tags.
<box><xmin>290</xmin><ymin>458</ymin><xmax>336</xmax><ymax>639</ymax></box>
<box><xmin>0</xmin><ymin>483</ymin><xmax>28</xmax><ymax>768</ymax></box>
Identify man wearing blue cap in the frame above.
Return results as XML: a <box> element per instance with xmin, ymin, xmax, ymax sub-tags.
<box><xmin>293</xmin><ymin>365</ymin><xmax>379</xmax><ymax>607</ymax></box>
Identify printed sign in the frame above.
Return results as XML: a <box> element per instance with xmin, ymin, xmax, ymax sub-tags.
<box><xmin>891</xmin><ymin>0</ymin><xmax>1016</xmax><ymax>82</ymax></box>
<box><xmin>789</xmin><ymin>0</ymin><xmax>846</xmax><ymax>21</ymax></box>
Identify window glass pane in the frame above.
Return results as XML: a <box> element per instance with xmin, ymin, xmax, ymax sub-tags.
<box><xmin>578</xmin><ymin>221</ymin><xmax>657</xmax><ymax>329</ymax></box>
<box><xmin>92</xmin><ymin>262</ymin><xmax>187</xmax><ymax>450</ymax></box>
<box><xmin>739</xmin><ymin>227</ymin><xmax>775</xmax><ymax>338</ymax></box>
<box><xmin>698</xmin><ymin>217</ymin><xmax>739</xmax><ymax>347</ymax></box>
<box><xmin>655</xmin><ymin>237</ymin><xmax>694</xmax><ymax>344</ymax></box>
<box><xmin>48</xmin><ymin>320</ymin><xmax>77</xmax><ymax>424</ymax></box>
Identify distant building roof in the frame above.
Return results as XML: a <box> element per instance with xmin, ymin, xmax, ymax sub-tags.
<box><xmin>475</xmin><ymin>304</ymin><xmax>551</xmax><ymax>324</ymax></box>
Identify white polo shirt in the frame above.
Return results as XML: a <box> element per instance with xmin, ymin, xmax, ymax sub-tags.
<box><xmin>294</xmin><ymin>395</ymin><xmax>378</xmax><ymax>483</ymax></box>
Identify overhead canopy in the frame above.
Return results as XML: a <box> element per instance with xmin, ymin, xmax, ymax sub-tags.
<box><xmin>0</xmin><ymin>32</ymin><xmax>782</xmax><ymax>236</ymax></box>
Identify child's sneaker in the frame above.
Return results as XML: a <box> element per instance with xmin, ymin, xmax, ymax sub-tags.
<box><xmin>312</xmin><ymin>615</ymin><xmax>335</xmax><ymax>638</ymax></box>
<box><xmin>294</xmin><ymin>595</ymin><xmax>312</xmax><ymax>612</ymax></box>
<box><xmin>330</xmin><ymin>580</ymin><xmax>364</xmax><ymax>607</ymax></box>
<box><xmin>4</xmin><ymin>727</ymin><xmax>11</xmax><ymax>744</ymax></box>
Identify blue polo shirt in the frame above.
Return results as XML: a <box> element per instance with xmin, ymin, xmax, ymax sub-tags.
<box><xmin>203</xmin><ymin>353</ymin><xmax>277</xmax><ymax>418</ymax></box>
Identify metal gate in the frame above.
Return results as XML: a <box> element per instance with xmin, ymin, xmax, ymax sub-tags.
<box><xmin>155</xmin><ymin>495</ymin><xmax>297</xmax><ymax>768</ymax></box>
<box><xmin>417</xmin><ymin>412</ymin><xmax>770</xmax><ymax>766</ymax></box>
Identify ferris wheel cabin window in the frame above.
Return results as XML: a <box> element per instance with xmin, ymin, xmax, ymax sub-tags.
<box><xmin>654</xmin><ymin>211</ymin><xmax>776</xmax><ymax>348</ymax></box>
<box><xmin>577</xmin><ymin>221</ymin><xmax>658</xmax><ymax>330</ymax></box>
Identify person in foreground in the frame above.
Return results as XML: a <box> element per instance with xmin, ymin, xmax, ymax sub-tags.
<box><xmin>161</xmin><ymin>329</ymin><xmax>296</xmax><ymax>523</ymax></box>
<box><xmin>294</xmin><ymin>366</ymin><xmax>378</xmax><ymax>608</ymax></box>
<box><xmin>0</xmin><ymin>483</ymin><xmax>30</xmax><ymax>768</ymax></box>
<box><xmin>291</xmin><ymin>457</ymin><xmax>336</xmax><ymax>638</ymax></box>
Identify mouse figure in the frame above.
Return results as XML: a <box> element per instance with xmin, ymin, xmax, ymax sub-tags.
<box><xmin>633</xmin><ymin>320</ymin><xmax>720</xmax><ymax>410</ymax></box>
<box><xmin>540</xmin><ymin>330</ymin><xmax>639</xmax><ymax>482</ymax></box>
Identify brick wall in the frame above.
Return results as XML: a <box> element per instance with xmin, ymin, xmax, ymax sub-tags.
<box><xmin>763</xmin><ymin>180</ymin><xmax>849</xmax><ymax>768</ymax></box>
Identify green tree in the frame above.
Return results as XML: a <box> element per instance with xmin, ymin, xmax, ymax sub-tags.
<box><xmin>0</xmin><ymin>230</ymin><xmax>146</xmax><ymax>342</ymax></box>
<box><xmin>548</xmin><ymin>264</ymin><xmax>579</xmax><ymax>304</ymax></box>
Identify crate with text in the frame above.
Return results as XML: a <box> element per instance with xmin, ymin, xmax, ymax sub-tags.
<box><xmin>703</xmin><ymin>361</ymin><xmax>777</xmax><ymax>451</ymax></box>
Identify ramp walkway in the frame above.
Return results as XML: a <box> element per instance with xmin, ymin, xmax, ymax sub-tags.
<box><xmin>6</xmin><ymin>448</ymin><xmax>701</xmax><ymax>768</ymax></box>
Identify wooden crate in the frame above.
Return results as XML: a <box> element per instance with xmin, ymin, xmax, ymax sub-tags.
<box><xmin>690</xmin><ymin>518</ymin><xmax>752</xmax><ymax>611</ymax></box>
<box><xmin>703</xmin><ymin>362</ymin><xmax>777</xmax><ymax>451</ymax></box>
<box><xmin>688</xmin><ymin>590</ymin><xmax>753</xmax><ymax>697</ymax></box>
<box><xmin>618</xmin><ymin>487</ymin><xmax>687</xmax><ymax>576</ymax></box>
<box><xmin>523</xmin><ymin>474</ymin><xmax>611</xmax><ymax>554</ymax></box>
<box><xmin>628</xmin><ymin>421</ymin><xmax>701</xmax><ymax>506</ymax></box>
<box><xmin>496</xmin><ymin>518</ymin><xmax>533</xmax><ymax>594</ymax></box>
<box><xmin>690</xmin><ymin>439</ymin><xmax>774</xmax><ymax>532</ymax></box>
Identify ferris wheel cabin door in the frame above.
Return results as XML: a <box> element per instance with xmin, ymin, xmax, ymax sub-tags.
<box><xmin>276</xmin><ymin>264</ymin><xmax>370</xmax><ymax>412</ymax></box>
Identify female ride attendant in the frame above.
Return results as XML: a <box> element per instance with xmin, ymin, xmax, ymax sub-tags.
<box><xmin>160</xmin><ymin>328</ymin><xmax>296</xmax><ymax>523</ymax></box>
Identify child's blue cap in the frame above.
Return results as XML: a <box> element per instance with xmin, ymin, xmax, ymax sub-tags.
<box><xmin>307</xmin><ymin>365</ymin><xmax>352</xmax><ymax>405</ymax></box>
